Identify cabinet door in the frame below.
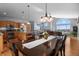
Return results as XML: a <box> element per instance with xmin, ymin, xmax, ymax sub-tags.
<box><xmin>0</xmin><ymin>35</ymin><xmax>3</xmax><ymax>55</ymax></box>
<box><xmin>17</xmin><ymin>32</ymin><xmax>26</xmax><ymax>41</ymax></box>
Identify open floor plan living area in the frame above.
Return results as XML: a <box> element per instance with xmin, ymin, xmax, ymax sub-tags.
<box><xmin>0</xmin><ymin>3</ymin><xmax>79</xmax><ymax>56</ymax></box>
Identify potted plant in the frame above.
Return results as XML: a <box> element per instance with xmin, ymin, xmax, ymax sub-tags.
<box><xmin>70</xmin><ymin>31</ymin><xmax>77</xmax><ymax>37</ymax></box>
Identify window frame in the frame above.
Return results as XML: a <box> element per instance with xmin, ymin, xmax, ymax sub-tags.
<box><xmin>56</xmin><ymin>18</ymin><xmax>71</xmax><ymax>31</ymax></box>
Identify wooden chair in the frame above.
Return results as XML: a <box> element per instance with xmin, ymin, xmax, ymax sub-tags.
<box><xmin>59</xmin><ymin>35</ymin><xmax>67</xmax><ymax>56</ymax></box>
<box><xmin>49</xmin><ymin>39</ymin><xmax>62</xmax><ymax>56</ymax></box>
<box><xmin>49</xmin><ymin>34</ymin><xmax>67</xmax><ymax>56</ymax></box>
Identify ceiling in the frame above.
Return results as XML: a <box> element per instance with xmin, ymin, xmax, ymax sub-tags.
<box><xmin>0</xmin><ymin>3</ymin><xmax>79</xmax><ymax>23</ymax></box>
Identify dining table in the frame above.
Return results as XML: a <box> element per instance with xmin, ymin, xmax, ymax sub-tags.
<box><xmin>16</xmin><ymin>35</ymin><xmax>57</xmax><ymax>56</ymax></box>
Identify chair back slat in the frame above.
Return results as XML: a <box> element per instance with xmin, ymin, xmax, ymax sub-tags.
<box><xmin>49</xmin><ymin>34</ymin><xmax>67</xmax><ymax>56</ymax></box>
<box><xmin>49</xmin><ymin>39</ymin><xmax>62</xmax><ymax>56</ymax></box>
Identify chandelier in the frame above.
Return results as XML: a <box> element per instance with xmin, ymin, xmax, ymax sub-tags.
<box><xmin>41</xmin><ymin>3</ymin><xmax>53</xmax><ymax>23</ymax></box>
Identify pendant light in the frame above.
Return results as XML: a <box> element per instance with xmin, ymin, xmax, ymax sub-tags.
<box><xmin>27</xmin><ymin>4</ymin><xmax>30</xmax><ymax>24</ymax></box>
<box><xmin>41</xmin><ymin>3</ymin><xmax>53</xmax><ymax>23</ymax></box>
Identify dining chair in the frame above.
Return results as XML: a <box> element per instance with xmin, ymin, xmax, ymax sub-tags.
<box><xmin>49</xmin><ymin>39</ymin><xmax>62</xmax><ymax>56</ymax></box>
<box><xmin>59</xmin><ymin>35</ymin><xmax>67</xmax><ymax>56</ymax></box>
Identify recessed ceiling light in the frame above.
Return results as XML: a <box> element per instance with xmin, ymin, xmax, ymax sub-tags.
<box><xmin>3</xmin><ymin>12</ymin><xmax>7</xmax><ymax>15</ymax></box>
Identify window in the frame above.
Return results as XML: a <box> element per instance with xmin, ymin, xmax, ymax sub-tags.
<box><xmin>40</xmin><ymin>22</ymin><xmax>49</xmax><ymax>30</ymax></box>
<box><xmin>56</xmin><ymin>18</ymin><xmax>71</xmax><ymax>30</ymax></box>
<box><xmin>34</xmin><ymin>22</ymin><xmax>49</xmax><ymax>31</ymax></box>
<box><xmin>34</xmin><ymin>23</ymin><xmax>40</xmax><ymax>30</ymax></box>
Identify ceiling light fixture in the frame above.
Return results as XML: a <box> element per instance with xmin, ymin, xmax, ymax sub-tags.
<box><xmin>27</xmin><ymin>4</ymin><xmax>30</xmax><ymax>24</ymax></box>
<box><xmin>40</xmin><ymin>3</ymin><xmax>53</xmax><ymax>23</ymax></box>
<box><xmin>3</xmin><ymin>12</ymin><xmax>7</xmax><ymax>16</ymax></box>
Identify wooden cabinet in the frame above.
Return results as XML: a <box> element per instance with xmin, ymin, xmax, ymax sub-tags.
<box><xmin>16</xmin><ymin>32</ymin><xmax>27</xmax><ymax>41</ymax></box>
<box><xmin>0</xmin><ymin>21</ymin><xmax>19</xmax><ymax>27</ymax></box>
<box><xmin>15</xmin><ymin>32</ymin><xmax>33</xmax><ymax>41</ymax></box>
<box><xmin>0</xmin><ymin>34</ymin><xmax>3</xmax><ymax>55</ymax></box>
<box><xmin>0</xmin><ymin>21</ymin><xmax>32</xmax><ymax>42</ymax></box>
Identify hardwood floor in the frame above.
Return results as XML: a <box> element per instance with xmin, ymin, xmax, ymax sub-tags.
<box><xmin>65</xmin><ymin>36</ymin><xmax>70</xmax><ymax>56</ymax></box>
<box><xmin>1</xmin><ymin>36</ymin><xmax>79</xmax><ymax>56</ymax></box>
<box><xmin>65</xmin><ymin>36</ymin><xmax>79</xmax><ymax>56</ymax></box>
<box><xmin>69</xmin><ymin>37</ymin><xmax>79</xmax><ymax>56</ymax></box>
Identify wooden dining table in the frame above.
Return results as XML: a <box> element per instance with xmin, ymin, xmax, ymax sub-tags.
<box><xmin>16</xmin><ymin>36</ymin><xmax>57</xmax><ymax>56</ymax></box>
